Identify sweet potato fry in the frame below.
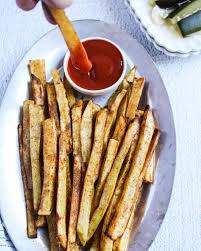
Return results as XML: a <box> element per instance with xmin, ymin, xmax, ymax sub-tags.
<box><xmin>126</xmin><ymin>78</ymin><xmax>145</xmax><ymax>121</ymax></box>
<box><xmin>48</xmin><ymin>8</ymin><xmax>92</xmax><ymax>73</ymax></box>
<box><xmin>29</xmin><ymin>104</ymin><xmax>44</xmax><ymax>212</ymax></box>
<box><xmin>88</xmin><ymin>119</ymin><xmax>140</xmax><ymax>240</ymax></box>
<box><xmin>52</xmin><ymin>69</ymin><xmax>71</xmax><ymax>153</ymax></box>
<box><xmin>63</xmin><ymin>75</ymin><xmax>76</xmax><ymax>109</ymax></box>
<box><xmin>23</xmin><ymin>100</ymin><xmax>34</xmax><ymax>189</ymax></box>
<box><xmin>107</xmin><ymin>67</ymin><xmax>136</xmax><ymax>108</ymax></box>
<box><xmin>18</xmin><ymin>125</ymin><xmax>37</xmax><ymax>238</ymax></box>
<box><xmin>103</xmin><ymin>89</ymin><xmax>127</xmax><ymax>152</ymax></box>
<box><xmin>93</xmin><ymin>139</ymin><xmax>119</xmax><ymax>210</ymax></box>
<box><xmin>68</xmin><ymin>155</ymin><xmax>82</xmax><ymax>248</ymax></box>
<box><xmin>81</xmin><ymin>100</ymin><xmax>93</xmax><ymax>165</ymax></box>
<box><xmin>77</xmin><ymin>109</ymin><xmax>107</xmax><ymax>245</ymax></box>
<box><xmin>112</xmin><ymin>116</ymin><xmax>127</xmax><ymax>144</ymax></box>
<box><xmin>29</xmin><ymin>60</ymin><xmax>46</xmax><ymax>106</ymax></box>
<box><xmin>46</xmin><ymin>83</ymin><xmax>60</xmax><ymax>131</ymax></box>
<box><xmin>125</xmin><ymin>66</ymin><xmax>137</xmax><ymax>83</ymax></box>
<box><xmin>38</xmin><ymin>119</ymin><xmax>57</xmax><ymax>215</ymax></box>
<box><xmin>143</xmin><ymin>129</ymin><xmax>160</xmax><ymax>183</ymax></box>
<box><xmin>113</xmin><ymin>186</ymin><xmax>143</xmax><ymax>251</ymax></box>
<box><xmin>47</xmin><ymin>210</ymin><xmax>58</xmax><ymax>251</ymax></box>
<box><xmin>117</xmin><ymin>94</ymin><xmax>128</xmax><ymax>118</ymax></box>
<box><xmin>56</xmin><ymin>133</ymin><xmax>68</xmax><ymax>249</ymax></box>
<box><xmin>68</xmin><ymin>101</ymin><xmax>83</xmax><ymax>247</ymax></box>
<box><xmin>106</xmin><ymin>109</ymin><xmax>155</xmax><ymax>240</ymax></box>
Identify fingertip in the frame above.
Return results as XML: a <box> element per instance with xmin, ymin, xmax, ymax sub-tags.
<box><xmin>42</xmin><ymin>0</ymin><xmax>73</xmax><ymax>9</ymax></box>
<box><xmin>16</xmin><ymin>0</ymin><xmax>38</xmax><ymax>11</ymax></box>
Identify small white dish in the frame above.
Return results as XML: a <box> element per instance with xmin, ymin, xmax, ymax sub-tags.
<box><xmin>126</xmin><ymin>0</ymin><xmax>201</xmax><ymax>57</ymax></box>
<box><xmin>63</xmin><ymin>37</ymin><xmax>127</xmax><ymax>96</ymax></box>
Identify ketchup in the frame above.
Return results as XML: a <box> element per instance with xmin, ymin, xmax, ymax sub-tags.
<box><xmin>67</xmin><ymin>39</ymin><xmax>124</xmax><ymax>90</ymax></box>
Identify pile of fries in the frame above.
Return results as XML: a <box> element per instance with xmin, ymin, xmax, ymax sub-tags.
<box><xmin>18</xmin><ymin>59</ymin><xmax>160</xmax><ymax>251</ymax></box>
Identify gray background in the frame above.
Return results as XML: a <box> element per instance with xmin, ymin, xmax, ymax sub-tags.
<box><xmin>0</xmin><ymin>0</ymin><xmax>201</xmax><ymax>250</ymax></box>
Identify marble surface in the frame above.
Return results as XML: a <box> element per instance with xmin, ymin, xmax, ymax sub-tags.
<box><xmin>0</xmin><ymin>0</ymin><xmax>201</xmax><ymax>250</ymax></box>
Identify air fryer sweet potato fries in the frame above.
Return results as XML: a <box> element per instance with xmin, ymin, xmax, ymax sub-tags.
<box><xmin>18</xmin><ymin>61</ymin><xmax>160</xmax><ymax>251</ymax></box>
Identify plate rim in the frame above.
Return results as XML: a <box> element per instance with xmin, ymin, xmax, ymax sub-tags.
<box><xmin>0</xmin><ymin>19</ymin><xmax>176</xmax><ymax>251</ymax></box>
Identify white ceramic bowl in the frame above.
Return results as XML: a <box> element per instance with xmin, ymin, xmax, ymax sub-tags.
<box><xmin>63</xmin><ymin>37</ymin><xmax>127</xmax><ymax>96</ymax></box>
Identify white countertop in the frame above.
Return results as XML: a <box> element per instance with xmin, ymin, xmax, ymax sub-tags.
<box><xmin>0</xmin><ymin>0</ymin><xmax>201</xmax><ymax>250</ymax></box>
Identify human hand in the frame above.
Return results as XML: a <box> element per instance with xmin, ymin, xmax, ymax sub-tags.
<box><xmin>16</xmin><ymin>0</ymin><xmax>73</xmax><ymax>24</ymax></box>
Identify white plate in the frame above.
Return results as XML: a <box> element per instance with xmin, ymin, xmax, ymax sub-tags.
<box><xmin>0</xmin><ymin>20</ymin><xmax>176</xmax><ymax>251</ymax></box>
<box><xmin>126</xmin><ymin>0</ymin><xmax>201</xmax><ymax>57</ymax></box>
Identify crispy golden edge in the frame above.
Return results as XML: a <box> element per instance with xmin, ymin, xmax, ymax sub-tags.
<box><xmin>52</xmin><ymin>69</ymin><xmax>72</xmax><ymax>153</ymax></box>
<box><xmin>29</xmin><ymin>104</ymin><xmax>44</xmax><ymax>212</ymax></box>
<box><xmin>93</xmin><ymin>139</ymin><xmax>119</xmax><ymax>210</ymax></box>
<box><xmin>81</xmin><ymin>100</ymin><xmax>93</xmax><ymax>165</ymax></box>
<box><xmin>38</xmin><ymin>119</ymin><xmax>57</xmax><ymax>216</ymax></box>
<box><xmin>107</xmin><ymin>67</ymin><xmax>136</xmax><ymax>108</ymax></box>
<box><xmin>103</xmin><ymin>89</ymin><xmax>127</xmax><ymax>152</ymax></box>
<box><xmin>18</xmin><ymin>125</ymin><xmax>37</xmax><ymax>238</ymax></box>
<box><xmin>112</xmin><ymin>116</ymin><xmax>127</xmax><ymax>144</ymax></box>
<box><xmin>63</xmin><ymin>75</ymin><xmax>76</xmax><ymax>109</ymax></box>
<box><xmin>92</xmin><ymin>103</ymin><xmax>101</xmax><ymax>115</ymax></box>
<box><xmin>107</xmin><ymin>109</ymin><xmax>155</xmax><ymax>240</ymax></box>
<box><xmin>56</xmin><ymin>133</ymin><xmax>68</xmax><ymax>249</ymax></box>
<box><xmin>23</xmin><ymin>100</ymin><xmax>34</xmax><ymax>189</ymax></box>
<box><xmin>29</xmin><ymin>60</ymin><xmax>46</xmax><ymax>106</ymax></box>
<box><xmin>68</xmin><ymin>155</ymin><xmax>82</xmax><ymax>247</ymax></box>
<box><xmin>143</xmin><ymin>129</ymin><xmax>160</xmax><ymax>183</ymax></box>
<box><xmin>113</xmin><ymin>186</ymin><xmax>143</xmax><ymax>251</ymax></box>
<box><xmin>46</xmin><ymin>210</ymin><xmax>59</xmax><ymax>251</ymax></box>
<box><xmin>126</xmin><ymin>78</ymin><xmax>145</xmax><ymax>122</ymax></box>
<box><xmin>46</xmin><ymin>83</ymin><xmax>60</xmax><ymax>132</ymax></box>
<box><xmin>35</xmin><ymin>216</ymin><xmax>46</xmax><ymax>228</ymax></box>
<box><xmin>77</xmin><ymin>109</ymin><xmax>107</xmax><ymax>245</ymax></box>
<box><xmin>88</xmin><ymin>119</ymin><xmax>140</xmax><ymax>241</ymax></box>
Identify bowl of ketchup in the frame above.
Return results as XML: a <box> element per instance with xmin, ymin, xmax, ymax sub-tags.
<box><xmin>64</xmin><ymin>37</ymin><xmax>127</xmax><ymax>96</ymax></box>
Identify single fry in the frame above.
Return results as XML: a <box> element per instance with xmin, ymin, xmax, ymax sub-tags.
<box><xmin>29</xmin><ymin>59</ymin><xmax>46</xmax><ymax>106</ymax></box>
<box><xmin>46</xmin><ymin>83</ymin><xmax>60</xmax><ymax>131</ymax></box>
<box><xmin>117</xmin><ymin>94</ymin><xmax>128</xmax><ymax>118</ymax></box>
<box><xmin>77</xmin><ymin>109</ymin><xmax>107</xmax><ymax>245</ymax></box>
<box><xmin>112</xmin><ymin>116</ymin><xmax>127</xmax><ymax>144</ymax></box>
<box><xmin>88</xmin><ymin>119</ymin><xmax>140</xmax><ymax>240</ymax></box>
<box><xmin>106</xmin><ymin>109</ymin><xmax>155</xmax><ymax>240</ymax></box>
<box><xmin>143</xmin><ymin>129</ymin><xmax>160</xmax><ymax>183</ymax></box>
<box><xmin>68</xmin><ymin>155</ymin><xmax>82</xmax><ymax>248</ymax></box>
<box><xmin>81</xmin><ymin>100</ymin><xmax>93</xmax><ymax>165</ymax></box>
<box><xmin>63</xmin><ymin>75</ymin><xmax>76</xmax><ymax>109</ymax></box>
<box><xmin>23</xmin><ymin>100</ymin><xmax>34</xmax><ymax>189</ymax></box>
<box><xmin>113</xmin><ymin>186</ymin><xmax>143</xmax><ymax>251</ymax></box>
<box><xmin>48</xmin><ymin>8</ymin><xmax>92</xmax><ymax>73</ymax></box>
<box><xmin>47</xmin><ymin>210</ymin><xmax>58</xmax><ymax>251</ymax></box>
<box><xmin>107</xmin><ymin>66</ymin><xmax>136</xmax><ymax>108</ymax></box>
<box><xmin>126</xmin><ymin>78</ymin><xmax>145</xmax><ymax>121</ymax></box>
<box><xmin>29</xmin><ymin>104</ymin><xmax>44</xmax><ymax>211</ymax></box>
<box><xmin>125</xmin><ymin>66</ymin><xmax>137</xmax><ymax>83</ymax></box>
<box><xmin>52</xmin><ymin>69</ymin><xmax>71</xmax><ymax>153</ymax></box>
<box><xmin>38</xmin><ymin>119</ymin><xmax>57</xmax><ymax>215</ymax></box>
<box><xmin>66</xmin><ymin>154</ymin><xmax>72</xmax><ymax>202</ymax></box>
<box><xmin>72</xmin><ymin>100</ymin><xmax>83</xmax><ymax>155</ymax></box>
<box><xmin>93</xmin><ymin>139</ymin><xmax>119</xmax><ymax>209</ymax></box>
<box><xmin>56</xmin><ymin>134</ymin><xmax>68</xmax><ymax>249</ymax></box>
<box><xmin>18</xmin><ymin>125</ymin><xmax>37</xmax><ymax>238</ymax></box>
<box><xmin>103</xmin><ymin>89</ymin><xmax>127</xmax><ymax>152</ymax></box>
